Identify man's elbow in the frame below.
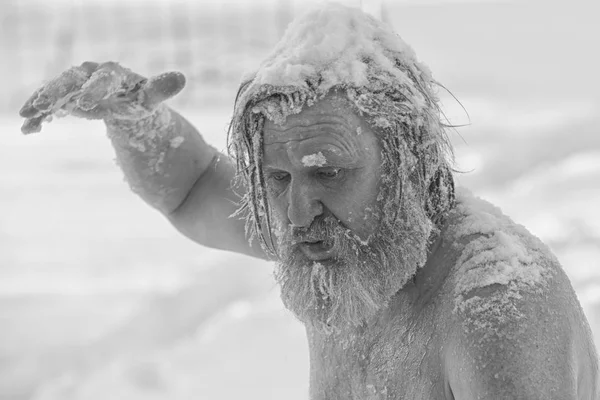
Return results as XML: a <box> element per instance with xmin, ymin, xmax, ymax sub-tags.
<box><xmin>165</xmin><ymin>193</ymin><xmax>216</xmax><ymax>248</ymax></box>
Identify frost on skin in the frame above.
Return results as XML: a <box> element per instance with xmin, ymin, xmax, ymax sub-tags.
<box><xmin>448</xmin><ymin>189</ymin><xmax>557</xmax><ymax>337</ymax></box>
<box><xmin>247</xmin><ymin>3</ymin><xmax>429</xmax><ymax>105</ymax></box>
<box><xmin>34</xmin><ymin>66</ymin><xmax>90</xmax><ymax>113</ymax></box>
<box><xmin>302</xmin><ymin>152</ymin><xmax>327</xmax><ymax>167</ymax></box>
<box><xmin>106</xmin><ymin>105</ymin><xmax>179</xmax><ymax>196</ymax></box>
<box><xmin>228</xmin><ymin>3</ymin><xmax>455</xmax><ymax>252</ymax></box>
<box><xmin>169</xmin><ymin>136</ymin><xmax>185</xmax><ymax>149</ymax></box>
<box><xmin>310</xmin><ymin>262</ymin><xmax>332</xmax><ymax>302</ymax></box>
<box><xmin>236</xmin><ymin>2</ymin><xmax>434</xmax><ymax>124</ymax></box>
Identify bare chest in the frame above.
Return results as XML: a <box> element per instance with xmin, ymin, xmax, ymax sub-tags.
<box><xmin>306</xmin><ymin>316</ymin><xmax>451</xmax><ymax>400</ymax></box>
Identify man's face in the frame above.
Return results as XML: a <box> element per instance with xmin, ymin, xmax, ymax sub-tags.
<box><xmin>261</xmin><ymin>93</ymin><xmax>425</xmax><ymax>332</ymax></box>
<box><xmin>263</xmin><ymin>93</ymin><xmax>382</xmax><ymax>249</ymax></box>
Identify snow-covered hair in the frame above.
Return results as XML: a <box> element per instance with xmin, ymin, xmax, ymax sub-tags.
<box><xmin>228</xmin><ymin>3</ymin><xmax>455</xmax><ymax>255</ymax></box>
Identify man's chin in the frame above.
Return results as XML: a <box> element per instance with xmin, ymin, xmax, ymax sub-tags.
<box><xmin>281</xmin><ymin>290</ymin><xmax>384</xmax><ymax>335</ymax></box>
<box><xmin>280</xmin><ymin>292</ymin><xmax>370</xmax><ymax>334</ymax></box>
<box><xmin>276</xmin><ymin>257</ymin><xmax>391</xmax><ymax>334</ymax></box>
<box><xmin>273</xmin><ymin>213</ymin><xmax>431</xmax><ymax>334</ymax></box>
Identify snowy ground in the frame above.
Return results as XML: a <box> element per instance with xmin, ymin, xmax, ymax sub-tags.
<box><xmin>1</xmin><ymin>1</ymin><xmax>599</xmax><ymax>399</ymax></box>
<box><xmin>1</xmin><ymin>101</ymin><xmax>599</xmax><ymax>400</ymax></box>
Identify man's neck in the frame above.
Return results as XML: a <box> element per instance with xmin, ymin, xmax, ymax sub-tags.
<box><xmin>304</xmin><ymin>224</ymin><xmax>455</xmax><ymax>399</ymax></box>
<box><xmin>314</xmin><ymin>227</ymin><xmax>449</xmax><ymax>338</ymax></box>
<box><xmin>411</xmin><ymin>229</ymin><xmax>449</xmax><ymax>306</ymax></box>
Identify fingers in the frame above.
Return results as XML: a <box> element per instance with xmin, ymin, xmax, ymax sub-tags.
<box><xmin>77</xmin><ymin>67</ymin><xmax>121</xmax><ymax>111</ymax></box>
<box><xmin>141</xmin><ymin>72</ymin><xmax>186</xmax><ymax>108</ymax></box>
<box><xmin>103</xmin><ymin>70</ymin><xmax>184</xmax><ymax>119</ymax></box>
<box><xmin>69</xmin><ymin>105</ymin><xmax>105</xmax><ymax>120</ymax></box>
<box><xmin>78</xmin><ymin>62</ymin><xmax>147</xmax><ymax>114</ymax></box>
<box><xmin>19</xmin><ymin>62</ymin><xmax>185</xmax><ymax>133</ymax></box>
<box><xmin>21</xmin><ymin>114</ymin><xmax>48</xmax><ymax>135</ymax></box>
<box><xmin>80</xmin><ymin>61</ymin><xmax>100</xmax><ymax>73</ymax></box>
<box><xmin>36</xmin><ymin>64</ymin><xmax>95</xmax><ymax>113</ymax></box>
<box><xmin>19</xmin><ymin>87</ymin><xmax>45</xmax><ymax>118</ymax></box>
<box><xmin>19</xmin><ymin>61</ymin><xmax>99</xmax><ymax>131</ymax></box>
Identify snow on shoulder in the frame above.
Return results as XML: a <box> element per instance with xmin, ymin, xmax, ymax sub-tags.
<box><xmin>447</xmin><ymin>189</ymin><xmax>559</xmax><ymax>334</ymax></box>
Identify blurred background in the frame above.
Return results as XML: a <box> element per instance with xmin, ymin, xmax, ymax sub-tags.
<box><xmin>0</xmin><ymin>0</ymin><xmax>599</xmax><ymax>398</ymax></box>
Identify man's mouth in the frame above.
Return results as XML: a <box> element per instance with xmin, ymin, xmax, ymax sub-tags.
<box><xmin>298</xmin><ymin>240</ymin><xmax>335</xmax><ymax>261</ymax></box>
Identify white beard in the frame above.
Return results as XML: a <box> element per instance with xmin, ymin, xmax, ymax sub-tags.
<box><xmin>273</xmin><ymin>209</ymin><xmax>431</xmax><ymax>333</ymax></box>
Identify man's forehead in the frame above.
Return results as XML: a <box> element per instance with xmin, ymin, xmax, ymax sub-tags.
<box><xmin>262</xmin><ymin>93</ymin><xmax>366</xmax><ymax>143</ymax></box>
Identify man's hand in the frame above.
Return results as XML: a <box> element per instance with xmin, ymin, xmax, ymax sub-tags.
<box><xmin>19</xmin><ymin>61</ymin><xmax>186</xmax><ymax>134</ymax></box>
<box><xmin>18</xmin><ymin>61</ymin><xmax>265</xmax><ymax>260</ymax></box>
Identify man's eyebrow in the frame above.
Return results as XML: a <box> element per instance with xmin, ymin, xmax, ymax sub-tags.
<box><xmin>262</xmin><ymin>164</ymin><xmax>282</xmax><ymax>170</ymax></box>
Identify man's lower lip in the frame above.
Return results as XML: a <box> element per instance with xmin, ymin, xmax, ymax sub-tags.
<box><xmin>299</xmin><ymin>242</ymin><xmax>335</xmax><ymax>261</ymax></box>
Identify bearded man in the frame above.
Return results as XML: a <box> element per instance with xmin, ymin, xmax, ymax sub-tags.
<box><xmin>19</xmin><ymin>3</ymin><xmax>598</xmax><ymax>399</ymax></box>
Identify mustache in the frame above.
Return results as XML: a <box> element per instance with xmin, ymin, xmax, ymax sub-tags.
<box><xmin>283</xmin><ymin>216</ymin><xmax>350</xmax><ymax>247</ymax></box>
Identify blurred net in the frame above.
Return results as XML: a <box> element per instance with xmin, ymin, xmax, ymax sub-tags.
<box><xmin>0</xmin><ymin>0</ymin><xmax>387</xmax><ymax>113</ymax></box>
<box><xmin>0</xmin><ymin>0</ymin><xmax>302</xmax><ymax>112</ymax></box>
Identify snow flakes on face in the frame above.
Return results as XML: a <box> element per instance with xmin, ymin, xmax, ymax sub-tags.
<box><xmin>302</xmin><ymin>152</ymin><xmax>327</xmax><ymax>167</ymax></box>
<box><xmin>227</xmin><ymin>2</ymin><xmax>456</xmax><ymax>255</ymax></box>
<box><xmin>169</xmin><ymin>136</ymin><xmax>185</xmax><ymax>149</ymax></box>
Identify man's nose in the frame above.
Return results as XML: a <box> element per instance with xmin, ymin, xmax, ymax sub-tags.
<box><xmin>287</xmin><ymin>180</ymin><xmax>323</xmax><ymax>228</ymax></box>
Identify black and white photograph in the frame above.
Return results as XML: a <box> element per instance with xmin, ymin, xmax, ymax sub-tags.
<box><xmin>1</xmin><ymin>0</ymin><xmax>599</xmax><ymax>398</ymax></box>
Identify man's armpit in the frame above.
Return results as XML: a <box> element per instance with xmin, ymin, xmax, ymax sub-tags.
<box><xmin>445</xmin><ymin>282</ymin><xmax>578</xmax><ymax>400</ymax></box>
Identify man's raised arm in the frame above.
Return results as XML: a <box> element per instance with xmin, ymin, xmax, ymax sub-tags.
<box><xmin>19</xmin><ymin>61</ymin><xmax>267</xmax><ymax>260</ymax></box>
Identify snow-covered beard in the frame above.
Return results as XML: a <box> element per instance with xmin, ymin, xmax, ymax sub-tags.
<box><xmin>273</xmin><ymin>206</ymin><xmax>431</xmax><ymax>334</ymax></box>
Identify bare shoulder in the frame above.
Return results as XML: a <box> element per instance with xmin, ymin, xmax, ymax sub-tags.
<box><xmin>440</xmin><ymin>189</ymin><xmax>599</xmax><ymax>399</ymax></box>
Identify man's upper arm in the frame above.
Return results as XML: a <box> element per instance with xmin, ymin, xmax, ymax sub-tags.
<box><xmin>167</xmin><ymin>152</ymin><xmax>269</xmax><ymax>260</ymax></box>
<box><xmin>446</xmin><ymin>282</ymin><xmax>579</xmax><ymax>400</ymax></box>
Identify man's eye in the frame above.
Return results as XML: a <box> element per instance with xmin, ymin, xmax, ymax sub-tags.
<box><xmin>317</xmin><ymin>167</ymin><xmax>342</xmax><ymax>179</ymax></box>
<box><xmin>271</xmin><ymin>172</ymin><xmax>290</xmax><ymax>182</ymax></box>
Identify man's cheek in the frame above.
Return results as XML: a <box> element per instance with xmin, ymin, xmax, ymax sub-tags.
<box><xmin>266</xmin><ymin>203</ymin><xmax>289</xmax><ymax>243</ymax></box>
<box><xmin>340</xmin><ymin>208</ymin><xmax>380</xmax><ymax>242</ymax></box>
<box><xmin>362</xmin><ymin>205</ymin><xmax>382</xmax><ymax>231</ymax></box>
